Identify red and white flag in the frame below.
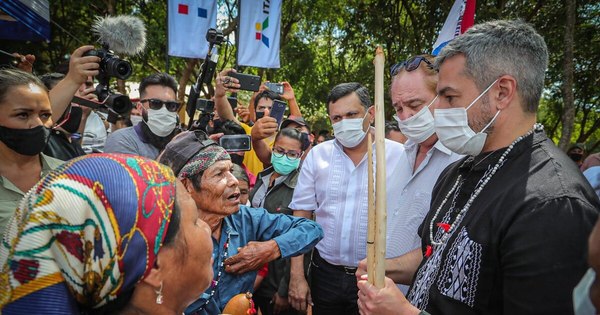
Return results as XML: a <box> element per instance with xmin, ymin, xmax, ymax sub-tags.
<box><xmin>432</xmin><ymin>0</ymin><xmax>476</xmax><ymax>55</ymax></box>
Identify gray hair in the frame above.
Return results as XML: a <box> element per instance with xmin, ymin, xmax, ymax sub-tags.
<box><xmin>326</xmin><ymin>82</ymin><xmax>371</xmax><ymax>114</ymax></box>
<box><xmin>435</xmin><ymin>20</ymin><xmax>548</xmax><ymax>113</ymax></box>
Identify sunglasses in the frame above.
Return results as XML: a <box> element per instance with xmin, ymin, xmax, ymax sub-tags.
<box><xmin>141</xmin><ymin>98</ymin><xmax>182</xmax><ymax>112</ymax></box>
<box><xmin>390</xmin><ymin>56</ymin><xmax>434</xmax><ymax>77</ymax></box>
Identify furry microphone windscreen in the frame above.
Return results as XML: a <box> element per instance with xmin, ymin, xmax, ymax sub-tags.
<box><xmin>92</xmin><ymin>15</ymin><xmax>147</xmax><ymax>55</ymax></box>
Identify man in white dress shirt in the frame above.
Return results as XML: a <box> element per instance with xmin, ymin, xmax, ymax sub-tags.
<box><xmin>356</xmin><ymin>55</ymin><xmax>463</xmax><ymax>293</ymax></box>
<box><xmin>287</xmin><ymin>82</ymin><xmax>405</xmax><ymax>315</ymax></box>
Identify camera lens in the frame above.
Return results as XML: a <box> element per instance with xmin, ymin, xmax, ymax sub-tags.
<box><xmin>107</xmin><ymin>94</ymin><xmax>133</xmax><ymax>114</ymax></box>
<box><xmin>105</xmin><ymin>58</ymin><xmax>132</xmax><ymax>80</ymax></box>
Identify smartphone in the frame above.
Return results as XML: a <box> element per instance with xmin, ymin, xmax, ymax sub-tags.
<box><xmin>219</xmin><ymin>134</ymin><xmax>252</xmax><ymax>152</ymax></box>
<box><xmin>228</xmin><ymin>71</ymin><xmax>260</xmax><ymax>92</ymax></box>
<box><xmin>270</xmin><ymin>100</ymin><xmax>287</xmax><ymax>127</ymax></box>
<box><xmin>228</xmin><ymin>97</ymin><xmax>237</xmax><ymax>110</ymax></box>
<box><xmin>255</xmin><ymin>111</ymin><xmax>265</xmax><ymax>120</ymax></box>
<box><xmin>196</xmin><ymin>99</ymin><xmax>215</xmax><ymax>113</ymax></box>
<box><xmin>265</xmin><ymin>82</ymin><xmax>284</xmax><ymax>95</ymax></box>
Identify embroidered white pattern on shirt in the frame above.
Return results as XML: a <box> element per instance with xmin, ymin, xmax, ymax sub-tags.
<box><xmin>437</xmin><ymin>227</ymin><xmax>482</xmax><ymax>307</ymax></box>
<box><xmin>407</xmin><ymin>209</ymin><xmax>453</xmax><ymax>309</ymax></box>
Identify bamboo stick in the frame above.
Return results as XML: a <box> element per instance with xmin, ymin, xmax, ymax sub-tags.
<box><xmin>372</xmin><ymin>46</ymin><xmax>387</xmax><ymax>288</ymax></box>
<box><xmin>366</xmin><ymin>133</ymin><xmax>375</xmax><ymax>284</ymax></box>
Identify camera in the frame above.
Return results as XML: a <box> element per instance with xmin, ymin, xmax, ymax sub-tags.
<box><xmin>83</xmin><ymin>46</ymin><xmax>132</xmax><ymax>80</ymax></box>
<box><xmin>206</xmin><ymin>28</ymin><xmax>224</xmax><ymax>45</ymax></box>
<box><xmin>196</xmin><ymin>98</ymin><xmax>215</xmax><ymax>114</ymax></box>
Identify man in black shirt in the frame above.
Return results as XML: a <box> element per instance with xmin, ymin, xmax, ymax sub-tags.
<box><xmin>356</xmin><ymin>20</ymin><xmax>599</xmax><ymax>315</ymax></box>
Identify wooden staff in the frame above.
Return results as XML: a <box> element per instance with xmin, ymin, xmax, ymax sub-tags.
<box><xmin>367</xmin><ymin>133</ymin><xmax>375</xmax><ymax>283</ymax></box>
<box><xmin>367</xmin><ymin>46</ymin><xmax>387</xmax><ymax>288</ymax></box>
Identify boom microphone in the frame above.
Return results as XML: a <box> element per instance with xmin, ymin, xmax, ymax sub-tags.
<box><xmin>92</xmin><ymin>15</ymin><xmax>146</xmax><ymax>55</ymax></box>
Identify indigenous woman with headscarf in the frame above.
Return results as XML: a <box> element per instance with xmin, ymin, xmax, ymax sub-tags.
<box><xmin>0</xmin><ymin>154</ymin><xmax>214</xmax><ymax>314</ymax></box>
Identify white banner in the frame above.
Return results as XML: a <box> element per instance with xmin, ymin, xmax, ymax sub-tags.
<box><xmin>238</xmin><ymin>0</ymin><xmax>281</xmax><ymax>68</ymax></box>
<box><xmin>168</xmin><ymin>0</ymin><xmax>217</xmax><ymax>58</ymax></box>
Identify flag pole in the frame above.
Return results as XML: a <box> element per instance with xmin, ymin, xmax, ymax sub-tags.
<box><xmin>165</xmin><ymin>2</ymin><xmax>170</xmax><ymax>73</ymax></box>
<box><xmin>367</xmin><ymin>46</ymin><xmax>387</xmax><ymax>288</ymax></box>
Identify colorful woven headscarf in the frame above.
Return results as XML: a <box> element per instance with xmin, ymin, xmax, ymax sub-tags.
<box><xmin>0</xmin><ymin>154</ymin><xmax>176</xmax><ymax>314</ymax></box>
<box><xmin>158</xmin><ymin>130</ymin><xmax>231</xmax><ymax>180</ymax></box>
<box><xmin>178</xmin><ymin>145</ymin><xmax>230</xmax><ymax>180</ymax></box>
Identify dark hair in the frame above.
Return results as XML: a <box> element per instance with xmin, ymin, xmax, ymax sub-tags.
<box><xmin>210</xmin><ymin>119</ymin><xmax>246</xmax><ymax>136</ymax></box>
<box><xmin>39</xmin><ymin>73</ymin><xmax>65</xmax><ymax>90</ymax></box>
<box><xmin>253</xmin><ymin>90</ymin><xmax>282</xmax><ymax>112</ymax></box>
<box><xmin>84</xmin><ymin>186</ymin><xmax>182</xmax><ymax>315</ymax></box>
<box><xmin>0</xmin><ymin>68</ymin><xmax>47</xmax><ymax>103</ymax></box>
<box><xmin>385</xmin><ymin>120</ymin><xmax>401</xmax><ymax>137</ymax></box>
<box><xmin>139</xmin><ymin>72</ymin><xmax>178</xmax><ymax>99</ymax></box>
<box><xmin>326</xmin><ymin>82</ymin><xmax>371</xmax><ymax>114</ymax></box>
<box><xmin>275</xmin><ymin>128</ymin><xmax>306</xmax><ymax>151</ymax></box>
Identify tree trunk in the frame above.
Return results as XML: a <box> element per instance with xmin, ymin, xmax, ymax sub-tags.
<box><xmin>557</xmin><ymin>0</ymin><xmax>576</xmax><ymax>151</ymax></box>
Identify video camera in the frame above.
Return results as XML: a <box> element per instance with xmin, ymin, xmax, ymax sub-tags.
<box><xmin>189</xmin><ymin>98</ymin><xmax>215</xmax><ymax>132</ymax></box>
<box><xmin>206</xmin><ymin>28</ymin><xmax>225</xmax><ymax>45</ymax></box>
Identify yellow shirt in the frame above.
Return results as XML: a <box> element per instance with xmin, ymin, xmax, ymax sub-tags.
<box><xmin>241</xmin><ymin>123</ymin><xmax>274</xmax><ymax>176</ymax></box>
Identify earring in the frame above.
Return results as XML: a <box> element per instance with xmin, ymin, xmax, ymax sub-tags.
<box><xmin>155</xmin><ymin>281</ymin><xmax>164</xmax><ymax>305</ymax></box>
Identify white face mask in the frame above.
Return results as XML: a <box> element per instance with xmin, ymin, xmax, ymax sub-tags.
<box><xmin>434</xmin><ymin>79</ymin><xmax>499</xmax><ymax>156</ymax></box>
<box><xmin>394</xmin><ymin>95</ymin><xmax>438</xmax><ymax>144</ymax></box>
<box><xmin>145</xmin><ymin>107</ymin><xmax>178</xmax><ymax>137</ymax></box>
<box><xmin>130</xmin><ymin>115</ymin><xmax>143</xmax><ymax>126</ymax></box>
<box><xmin>573</xmin><ymin>269</ymin><xmax>596</xmax><ymax>315</ymax></box>
<box><xmin>332</xmin><ymin>111</ymin><xmax>368</xmax><ymax>148</ymax></box>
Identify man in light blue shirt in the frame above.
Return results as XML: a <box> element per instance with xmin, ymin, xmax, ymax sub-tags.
<box><xmin>158</xmin><ymin>130</ymin><xmax>323</xmax><ymax>315</ymax></box>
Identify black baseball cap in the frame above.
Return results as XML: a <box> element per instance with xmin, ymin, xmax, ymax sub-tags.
<box><xmin>280</xmin><ymin>116</ymin><xmax>309</xmax><ymax>131</ymax></box>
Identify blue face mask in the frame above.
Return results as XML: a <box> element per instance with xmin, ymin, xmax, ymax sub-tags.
<box><xmin>573</xmin><ymin>268</ymin><xmax>596</xmax><ymax>315</ymax></box>
<box><xmin>271</xmin><ymin>153</ymin><xmax>301</xmax><ymax>175</ymax></box>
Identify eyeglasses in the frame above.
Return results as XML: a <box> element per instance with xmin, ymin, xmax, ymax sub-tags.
<box><xmin>272</xmin><ymin>147</ymin><xmax>303</xmax><ymax>160</ymax></box>
<box><xmin>141</xmin><ymin>98</ymin><xmax>182</xmax><ymax>113</ymax></box>
<box><xmin>390</xmin><ymin>56</ymin><xmax>434</xmax><ymax>77</ymax></box>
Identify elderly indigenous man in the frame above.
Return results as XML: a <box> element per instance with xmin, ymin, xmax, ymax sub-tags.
<box><xmin>157</xmin><ymin>130</ymin><xmax>323</xmax><ymax>315</ymax></box>
<box><xmin>356</xmin><ymin>20</ymin><xmax>600</xmax><ymax>315</ymax></box>
<box><xmin>287</xmin><ymin>83</ymin><xmax>405</xmax><ymax>315</ymax></box>
<box><xmin>357</xmin><ymin>54</ymin><xmax>463</xmax><ymax>293</ymax></box>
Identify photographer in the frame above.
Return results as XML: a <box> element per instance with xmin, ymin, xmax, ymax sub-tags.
<box><xmin>48</xmin><ymin>46</ymin><xmax>101</xmax><ymax>124</ymax></box>
<box><xmin>104</xmin><ymin>72</ymin><xmax>181</xmax><ymax>159</ymax></box>
<box><xmin>214</xmin><ymin>69</ymin><xmax>303</xmax><ymax>174</ymax></box>
<box><xmin>40</xmin><ymin>73</ymin><xmax>86</xmax><ymax>161</ymax></box>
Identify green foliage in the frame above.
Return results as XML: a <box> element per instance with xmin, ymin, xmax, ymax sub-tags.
<box><xmin>1</xmin><ymin>0</ymin><xmax>599</xmax><ymax>149</ymax></box>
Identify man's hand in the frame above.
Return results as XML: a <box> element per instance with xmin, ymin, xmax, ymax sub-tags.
<box><xmin>224</xmin><ymin>240</ymin><xmax>280</xmax><ymax>274</ymax></box>
<box><xmin>12</xmin><ymin>53</ymin><xmax>35</xmax><ymax>73</ymax></box>
<box><xmin>281</xmin><ymin>82</ymin><xmax>296</xmax><ymax>102</ymax></box>
<box><xmin>236</xmin><ymin>106</ymin><xmax>251</xmax><ymax>124</ymax></box>
<box><xmin>356</xmin><ymin>257</ymin><xmax>368</xmax><ymax>282</ymax></box>
<box><xmin>272</xmin><ymin>293</ymin><xmax>291</xmax><ymax>314</ymax></box>
<box><xmin>288</xmin><ymin>273</ymin><xmax>312</xmax><ymax>312</ymax></box>
<box><xmin>357</xmin><ymin>275</ymin><xmax>420</xmax><ymax>315</ymax></box>
<box><xmin>66</xmin><ymin>46</ymin><xmax>100</xmax><ymax>85</ymax></box>
<box><xmin>215</xmin><ymin>68</ymin><xmax>240</xmax><ymax>97</ymax></box>
<box><xmin>251</xmin><ymin>108</ymin><xmax>278</xmax><ymax>141</ymax></box>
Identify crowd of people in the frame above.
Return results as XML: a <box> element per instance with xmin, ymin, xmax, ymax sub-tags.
<box><xmin>1</xmin><ymin>19</ymin><xmax>600</xmax><ymax>315</ymax></box>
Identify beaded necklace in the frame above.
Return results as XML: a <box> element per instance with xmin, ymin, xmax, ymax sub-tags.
<box><xmin>427</xmin><ymin>123</ymin><xmax>543</xmax><ymax>250</ymax></box>
<box><xmin>194</xmin><ymin>231</ymin><xmax>231</xmax><ymax>312</ymax></box>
